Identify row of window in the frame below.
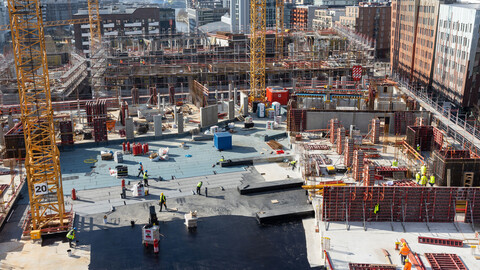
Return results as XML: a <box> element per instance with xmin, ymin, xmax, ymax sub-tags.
<box><xmin>438</xmin><ymin>32</ymin><xmax>470</xmax><ymax>47</ymax></box>
<box><xmin>439</xmin><ymin>19</ymin><xmax>473</xmax><ymax>33</ymax></box>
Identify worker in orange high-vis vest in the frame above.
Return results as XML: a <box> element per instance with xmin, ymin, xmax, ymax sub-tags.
<box><xmin>399</xmin><ymin>243</ymin><xmax>410</xmax><ymax>265</ymax></box>
<box><xmin>404</xmin><ymin>258</ymin><xmax>412</xmax><ymax>270</ymax></box>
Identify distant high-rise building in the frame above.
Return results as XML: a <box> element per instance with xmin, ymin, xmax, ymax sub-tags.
<box><xmin>313</xmin><ymin>0</ymin><xmax>358</xmax><ymax>7</ymax></box>
<box><xmin>338</xmin><ymin>3</ymin><xmax>390</xmax><ymax>58</ymax></box>
<box><xmin>0</xmin><ymin>2</ymin><xmax>8</xmax><ymax>49</ymax></box>
<box><xmin>312</xmin><ymin>8</ymin><xmax>345</xmax><ymax>30</ymax></box>
<box><xmin>390</xmin><ymin>0</ymin><xmax>455</xmax><ymax>87</ymax></box>
<box><xmin>291</xmin><ymin>5</ymin><xmax>323</xmax><ymax>31</ymax></box>
<box><xmin>43</xmin><ymin>0</ymin><xmax>87</xmax><ymax>22</ymax></box>
<box><xmin>228</xmin><ymin>0</ymin><xmax>282</xmax><ymax>33</ymax></box>
<box><xmin>432</xmin><ymin>3</ymin><xmax>480</xmax><ymax>108</ymax></box>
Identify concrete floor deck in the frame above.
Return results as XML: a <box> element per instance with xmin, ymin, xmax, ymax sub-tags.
<box><xmin>60</xmin><ymin>118</ymin><xmax>291</xmax><ymax>196</ymax></box>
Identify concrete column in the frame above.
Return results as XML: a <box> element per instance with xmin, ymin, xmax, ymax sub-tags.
<box><xmin>162</xmin><ymin>98</ymin><xmax>165</xmax><ymax>110</ymax></box>
<box><xmin>0</xmin><ymin>125</ymin><xmax>4</xmax><ymax>146</ymax></box>
<box><xmin>174</xmin><ymin>105</ymin><xmax>178</xmax><ymax>125</ymax></box>
<box><xmin>7</xmin><ymin>115</ymin><xmax>13</xmax><ymax>129</ymax></box>
<box><xmin>292</xmin><ymin>78</ymin><xmax>297</xmax><ymax>92</ymax></box>
<box><xmin>125</xmin><ymin>118</ymin><xmax>134</xmax><ymax>140</ymax></box>
<box><xmin>228</xmin><ymin>84</ymin><xmax>233</xmax><ymax>100</ymax></box>
<box><xmin>328</xmin><ymin>77</ymin><xmax>333</xmax><ymax>89</ymax></box>
<box><xmin>447</xmin><ymin>169</ymin><xmax>451</xmax><ymax>187</ymax></box>
<box><xmin>228</xmin><ymin>100</ymin><xmax>234</xmax><ymax>120</ymax></box>
<box><xmin>215</xmin><ymin>89</ymin><xmax>218</xmax><ymax>100</ymax></box>
<box><xmin>154</xmin><ymin>115</ymin><xmax>162</xmax><ymax>137</ymax></box>
<box><xmin>157</xmin><ymin>93</ymin><xmax>161</xmax><ymax>110</ymax></box>
<box><xmin>242</xmin><ymin>96</ymin><xmax>248</xmax><ymax>115</ymax></box>
<box><xmin>341</xmin><ymin>76</ymin><xmax>346</xmax><ymax>88</ymax></box>
<box><xmin>312</xmin><ymin>77</ymin><xmax>317</xmax><ymax>88</ymax></box>
<box><xmin>177</xmin><ymin>113</ymin><xmax>184</xmax><ymax>133</ymax></box>
<box><xmin>234</xmin><ymin>88</ymin><xmax>238</xmax><ymax>105</ymax></box>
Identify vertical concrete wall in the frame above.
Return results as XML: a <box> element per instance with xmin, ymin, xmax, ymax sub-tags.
<box><xmin>200</xmin><ymin>104</ymin><xmax>219</xmax><ymax>128</ymax></box>
<box><xmin>125</xmin><ymin>118</ymin><xmax>134</xmax><ymax>140</ymax></box>
<box><xmin>234</xmin><ymin>88</ymin><xmax>238</xmax><ymax>105</ymax></box>
<box><xmin>305</xmin><ymin>111</ymin><xmax>393</xmax><ymax>134</ymax></box>
<box><xmin>154</xmin><ymin>115</ymin><xmax>162</xmax><ymax>137</ymax></box>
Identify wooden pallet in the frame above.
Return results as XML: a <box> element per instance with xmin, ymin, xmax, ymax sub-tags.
<box><xmin>266</xmin><ymin>140</ymin><xmax>283</xmax><ymax>150</ymax></box>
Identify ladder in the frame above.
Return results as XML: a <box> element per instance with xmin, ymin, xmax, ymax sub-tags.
<box><xmin>464</xmin><ymin>172</ymin><xmax>474</xmax><ymax>187</ymax></box>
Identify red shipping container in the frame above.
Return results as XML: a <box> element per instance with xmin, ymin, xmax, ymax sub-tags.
<box><xmin>266</xmin><ymin>86</ymin><xmax>289</xmax><ymax>105</ymax></box>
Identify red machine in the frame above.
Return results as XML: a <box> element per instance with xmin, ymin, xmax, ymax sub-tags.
<box><xmin>266</xmin><ymin>86</ymin><xmax>289</xmax><ymax>105</ymax></box>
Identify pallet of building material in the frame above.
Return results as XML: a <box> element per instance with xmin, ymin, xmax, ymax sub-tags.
<box><xmin>304</xmin><ymin>144</ymin><xmax>331</xmax><ymax>150</ymax></box>
<box><xmin>365</xmin><ymin>153</ymin><xmax>380</xmax><ymax>158</ymax></box>
<box><xmin>348</xmin><ymin>263</ymin><xmax>396</xmax><ymax>270</ymax></box>
<box><xmin>101</xmin><ymin>153</ymin><xmax>113</xmax><ymax>160</ymax></box>
<box><xmin>381</xmin><ymin>180</ymin><xmax>419</xmax><ymax>187</ymax></box>
<box><xmin>418</xmin><ymin>236</ymin><xmax>463</xmax><ymax>247</ymax></box>
<box><xmin>266</xmin><ymin>140</ymin><xmax>283</xmax><ymax>150</ymax></box>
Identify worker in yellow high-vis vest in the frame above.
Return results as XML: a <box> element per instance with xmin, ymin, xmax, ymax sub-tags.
<box><xmin>429</xmin><ymin>175</ymin><xmax>435</xmax><ymax>187</ymax></box>
<box><xmin>420</xmin><ymin>175</ymin><xmax>427</xmax><ymax>186</ymax></box>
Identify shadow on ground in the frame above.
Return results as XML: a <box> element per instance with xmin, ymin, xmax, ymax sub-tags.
<box><xmin>78</xmin><ymin>215</ymin><xmax>314</xmax><ymax>270</ymax></box>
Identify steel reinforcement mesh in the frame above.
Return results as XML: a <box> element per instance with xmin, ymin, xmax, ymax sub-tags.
<box><xmin>322</xmin><ymin>186</ymin><xmax>480</xmax><ymax>223</ymax></box>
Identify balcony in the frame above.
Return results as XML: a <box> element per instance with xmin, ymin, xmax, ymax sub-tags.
<box><xmin>81</xmin><ymin>24</ymin><xmax>91</xmax><ymax>29</ymax></box>
<box><xmin>125</xmin><ymin>30</ymin><xmax>143</xmax><ymax>35</ymax></box>
<box><xmin>124</xmin><ymin>22</ymin><xmax>142</xmax><ymax>27</ymax></box>
<box><xmin>104</xmin><ymin>31</ymin><xmax>118</xmax><ymax>36</ymax></box>
<box><xmin>103</xmin><ymin>23</ymin><xmax>114</xmax><ymax>28</ymax></box>
<box><xmin>149</xmin><ymin>22</ymin><xmax>159</xmax><ymax>26</ymax></box>
<box><xmin>149</xmin><ymin>29</ymin><xmax>159</xmax><ymax>34</ymax></box>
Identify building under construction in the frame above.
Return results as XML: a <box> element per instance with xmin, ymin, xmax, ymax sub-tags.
<box><xmin>0</xmin><ymin>6</ymin><xmax>480</xmax><ymax>269</ymax></box>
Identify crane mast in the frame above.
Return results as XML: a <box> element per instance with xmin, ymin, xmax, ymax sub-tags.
<box><xmin>7</xmin><ymin>0</ymin><xmax>65</xmax><ymax>238</ymax></box>
<box><xmin>276</xmin><ymin>0</ymin><xmax>284</xmax><ymax>60</ymax></box>
<box><xmin>250</xmin><ymin>0</ymin><xmax>266</xmax><ymax>101</ymax></box>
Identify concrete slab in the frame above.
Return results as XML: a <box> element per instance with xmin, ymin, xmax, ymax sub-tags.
<box><xmin>238</xmin><ymin>179</ymin><xmax>304</xmax><ymax>195</ymax></box>
<box><xmin>256</xmin><ymin>205</ymin><xmax>314</xmax><ymax>224</ymax></box>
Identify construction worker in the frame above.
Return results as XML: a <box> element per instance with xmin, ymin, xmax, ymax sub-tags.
<box><xmin>66</xmin><ymin>227</ymin><xmax>76</xmax><ymax>248</ymax></box>
<box><xmin>137</xmin><ymin>162</ymin><xmax>144</xmax><ymax>177</ymax></box>
<box><xmin>420</xmin><ymin>165</ymin><xmax>427</xmax><ymax>176</ymax></box>
<box><xmin>159</xmin><ymin>193</ymin><xmax>167</xmax><ymax>212</ymax></box>
<box><xmin>143</xmin><ymin>170</ymin><xmax>149</xmax><ymax>187</ymax></box>
<box><xmin>392</xmin><ymin>159</ymin><xmax>398</xmax><ymax>167</ymax></box>
<box><xmin>420</xmin><ymin>174</ymin><xmax>427</xmax><ymax>186</ymax></box>
<box><xmin>290</xmin><ymin>160</ymin><xmax>297</xmax><ymax>170</ymax></box>
<box><xmin>416</xmin><ymin>144</ymin><xmax>421</xmax><ymax>152</ymax></box>
<box><xmin>404</xmin><ymin>258</ymin><xmax>412</xmax><ymax>270</ymax></box>
<box><xmin>196</xmin><ymin>181</ymin><xmax>203</xmax><ymax>195</ymax></box>
<box><xmin>219</xmin><ymin>156</ymin><xmax>225</xmax><ymax>162</ymax></box>
<box><xmin>429</xmin><ymin>175</ymin><xmax>435</xmax><ymax>187</ymax></box>
<box><xmin>415</xmin><ymin>172</ymin><xmax>421</xmax><ymax>184</ymax></box>
<box><xmin>399</xmin><ymin>242</ymin><xmax>410</xmax><ymax>265</ymax></box>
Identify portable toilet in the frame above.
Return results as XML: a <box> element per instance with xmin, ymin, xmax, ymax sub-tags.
<box><xmin>257</xmin><ymin>103</ymin><xmax>265</xmax><ymax>118</ymax></box>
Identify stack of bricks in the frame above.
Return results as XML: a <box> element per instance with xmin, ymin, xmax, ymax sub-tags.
<box><xmin>344</xmin><ymin>138</ymin><xmax>354</xmax><ymax>167</ymax></box>
<box><xmin>371</xmin><ymin>118</ymin><xmax>380</xmax><ymax>144</ymax></box>
<box><xmin>330</xmin><ymin>118</ymin><xmax>339</xmax><ymax>144</ymax></box>
<box><xmin>415</xmin><ymin>117</ymin><xmax>425</xmax><ymax>126</ymax></box>
<box><xmin>337</xmin><ymin>127</ymin><xmax>345</xmax><ymax>154</ymax></box>
<box><xmin>352</xmin><ymin>150</ymin><xmax>364</xmax><ymax>181</ymax></box>
<box><xmin>363</xmin><ymin>164</ymin><xmax>375</xmax><ymax>186</ymax></box>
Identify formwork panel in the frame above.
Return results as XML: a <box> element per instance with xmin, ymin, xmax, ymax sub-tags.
<box><xmin>322</xmin><ymin>187</ymin><xmax>480</xmax><ymax>224</ymax></box>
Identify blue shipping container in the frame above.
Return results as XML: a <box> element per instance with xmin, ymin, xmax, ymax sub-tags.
<box><xmin>214</xmin><ymin>132</ymin><xmax>232</xmax><ymax>150</ymax></box>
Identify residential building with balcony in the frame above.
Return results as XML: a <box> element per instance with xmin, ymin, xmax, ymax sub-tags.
<box><xmin>73</xmin><ymin>5</ymin><xmax>176</xmax><ymax>54</ymax></box>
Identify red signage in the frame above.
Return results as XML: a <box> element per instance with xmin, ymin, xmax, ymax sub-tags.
<box><xmin>352</xmin><ymin>65</ymin><xmax>362</xmax><ymax>81</ymax></box>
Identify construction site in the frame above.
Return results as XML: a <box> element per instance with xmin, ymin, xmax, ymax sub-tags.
<box><xmin>0</xmin><ymin>0</ymin><xmax>480</xmax><ymax>269</ymax></box>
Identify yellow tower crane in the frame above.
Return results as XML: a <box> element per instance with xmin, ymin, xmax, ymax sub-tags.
<box><xmin>275</xmin><ymin>0</ymin><xmax>284</xmax><ymax>60</ymax></box>
<box><xmin>7</xmin><ymin>0</ymin><xmax>66</xmax><ymax>238</ymax></box>
<box><xmin>87</xmin><ymin>0</ymin><xmax>102</xmax><ymax>54</ymax></box>
<box><xmin>250</xmin><ymin>0</ymin><xmax>266</xmax><ymax>102</ymax></box>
